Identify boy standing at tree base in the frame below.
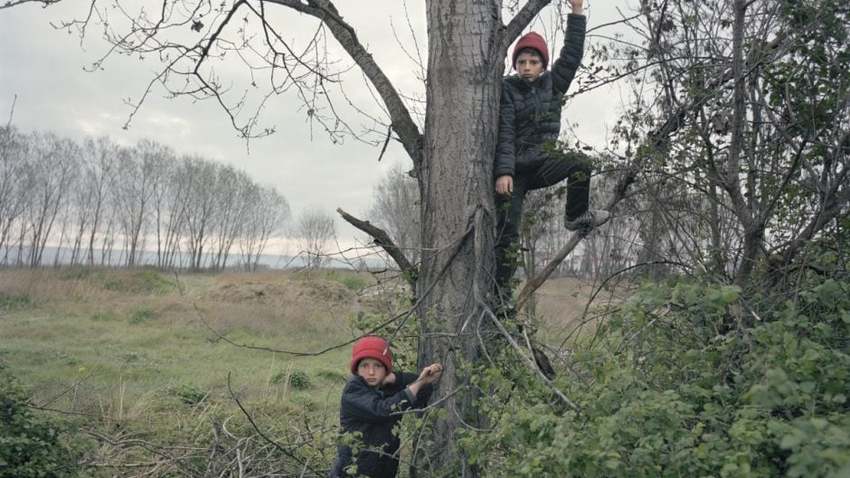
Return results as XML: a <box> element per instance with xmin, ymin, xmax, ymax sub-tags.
<box><xmin>330</xmin><ymin>336</ymin><xmax>442</xmax><ymax>478</ymax></box>
<box><xmin>494</xmin><ymin>0</ymin><xmax>609</xmax><ymax>303</ymax></box>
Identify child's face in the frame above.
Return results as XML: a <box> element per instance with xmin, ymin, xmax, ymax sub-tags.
<box><xmin>357</xmin><ymin>358</ymin><xmax>388</xmax><ymax>387</ymax></box>
<box><xmin>516</xmin><ymin>51</ymin><xmax>544</xmax><ymax>82</ymax></box>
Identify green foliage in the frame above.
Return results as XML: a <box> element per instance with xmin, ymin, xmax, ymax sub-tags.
<box><xmin>0</xmin><ymin>293</ymin><xmax>32</xmax><ymax>311</ymax></box>
<box><xmin>336</xmin><ymin>273</ymin><xmax>369</xmax><ymax>292</ymax></box>
<box><xmin>90</xmin><ymin>311</ymin><xmax>117</xmax><ymax>322</ymax></box>
<box><xmin>105</xmin><ymin>269</ymin><xmax>176</xmax><ymax>294</ymax></box>
<box><xmin>299</xmin><ymin>269</ymin><xmax>372</xmax><ymax>293</ymax></box>
<box><xmin>57</xmin><ymin>266</ymin><xmax>94</xmax><ymax>281</ymax></box>
<box><xmin>0</xmin><ymin>364</ymin><xmax>79</xmax><ymax>477</ymax></box>
<box><xmin>169</xmin><ymin>384</ymin><xmax>208</xmax><ymax>405</ymax></box>
<box><xmin>462</xmin><ymin>276</ymin><xmax>850</xmax><ymax>477</ymax></box>
<box><xmin>128</xmin><ymin>307</ymin><xmax>156</xmax><ymax>324</ymax></box>
<box><xmin>272</xmin><ymin>369</ymin><xmax>312</xmax><ymax>390</ymax></box>
<box><xmin>287</xmin><ymin>370</ymin><xmax>311</xmax><ymax>390</ymax></box>
<box><xmin>61</xmin><ymin>267</ymin><xmax>176</xmax><ymax>294</ymax></box>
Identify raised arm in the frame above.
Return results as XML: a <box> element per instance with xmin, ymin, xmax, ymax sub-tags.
<box><xmin>551</xmin><ymin>1</ymin><xmax>587</xmax><ymax>96</ymax></box>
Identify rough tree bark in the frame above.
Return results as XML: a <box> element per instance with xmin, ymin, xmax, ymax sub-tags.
<box><xmin>413</xmin><ymin>1</ymin><xmax>505</xmax><ymax>473</ymax></box>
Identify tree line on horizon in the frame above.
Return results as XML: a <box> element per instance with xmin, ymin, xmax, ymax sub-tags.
<box><xmin>0</xmin><ymin>127</ymin><xmax>293</xmax><ymax>271</ymax></box>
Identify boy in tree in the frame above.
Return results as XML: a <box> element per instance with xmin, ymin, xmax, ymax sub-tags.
<box><xmin>330</xmin><ymin>336</ymin><xmax>443</xmax><ymax>478</ymax></box>
<box><xmin>494</xmin><ymin>0</ymin><xmax>608</xmax><ymax>303</ymax></box>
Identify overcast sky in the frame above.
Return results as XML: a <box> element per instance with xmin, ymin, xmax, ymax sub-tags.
<box><xmin>0</xmin><ymin>0</ymin><xmax>631</xmax><ymax>253</ymax></box>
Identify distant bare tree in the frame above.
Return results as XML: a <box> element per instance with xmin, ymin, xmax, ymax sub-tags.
<box><xmin>63</xmin><ymin>137</ymin><xmax>115</xmax><ymax>266</ymax></box>
<box><xmin>78</xmin><ymin>137</ymin><xmax>120</xmax><ymax>266</ymax></box>
<box><xmin>239</xmin><ymin>185</ymin><xmax>290</xmax><ymax>271</ymax></box>
<box><xmin>114</xmin><ymin>140</ymin><xmax>165</xmax><ymax>266</ymax></box>
<box><xmin>0</xmin><ymin>126</ymin><xmax>29</xmax><ymax>265</ymax></box>
<box><xmin>66</xmin><ymin>166</ymin><xmax>94</xmax><ymax>266</ymax></box>
<box><xmin>368</xmin><ymin>163</ymin><xmax>421</xmax><ymax>265</ymax></box>
<box><xmin>22</xmin><ymin>132</ymin><xmax>79</xmax><ymax>267</ymax></box>
<box><xmin>147</xmin><ymin>146</ymin><xmax>184</xmax><ymax>269</ymax></box>
<box><xmin>209</xmin><ymin>166</ymin><xmax>249</xmax><ymax>270</ymax></box>
<box><xmin>181</xmin><ymin>156</ymin><xmax>218</xmax><ymax>271</ymax></box>
<box><xmin>295</xmin><ymin>208</ymin><xmax>336</xmax><ymax>269</ymax></box>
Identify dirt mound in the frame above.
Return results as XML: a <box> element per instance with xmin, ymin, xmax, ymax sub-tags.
<box><xmin>59</xmin><ymin>267</ymin><xmax>176</xmax><ymax>294</ymax></box>
<box><xmin>206</xmin><ymin>277</ymin><xmax>355</xmax><ymax>306</ymax></box>
<box><xmin>296</xmin><ymin>279</ymin><xmax>355</xmax><ymax>303</ymax></box>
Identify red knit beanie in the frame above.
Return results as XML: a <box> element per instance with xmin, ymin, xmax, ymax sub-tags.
<box><xmin>512</xmin><ymin>32</ymin><xmax>549</xmax><ymax>70</ymax></box>
<box><xmin>350</xmin><ymin>336</ymin><xmax>393</xmax><ymax>374</ymax></box>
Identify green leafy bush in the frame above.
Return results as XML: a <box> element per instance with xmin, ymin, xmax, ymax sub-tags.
<box><xmin>0</xmin><ymin>294</ymin><xmax>32</xmax><ymax>311</ymax></box>
<box><xmin>460</xmin><ymin>277</ymin><xmax>850</xmax><ymax>477</ymax></box>
<box><xmin>104</xmin><ymin>269</ymin><xmax>175</xmax><ymax>294</ymax></box>
<box><xmin>272</xmin><ymin>369</ymin><xmax>312</xmax><ymax>390</ymax></box>
<box><xmin>0</xmin><ymin>364</ymin><xmax>78</xmax><ymax>477</ymax></box>
<box><xmin>170</xmin><ymin>384</ymin><xmax>207</xmax><ymax>405</ymax></box>
<box><xmin>57</xmin><ymin>266</ymin><xmax>93</xmax><ymax>281</ymax></box>
<box><xmin>338</xmin><ymin>274</ymin><xmax>369</xmax><ymax>292</ymax></box>
<box><xmin>61</xmin><ymin>267</ymin><xmax>175</xmax><ymax>294</ymax></box>
<box><xmin>59</xmin><ymin>266</ymin><xmax>177</xmax><ymax>294</ymax></box>
<box><xmin>128</xmin><ymin>307</ymin><xmax>156</xmax><ymax>324</ymax></box>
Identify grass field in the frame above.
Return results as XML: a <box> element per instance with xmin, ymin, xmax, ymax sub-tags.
<box><xmin>0</xmin><ymin>266</ymin><xmax>617</xmax><ymax>474</ymax></box>
<box><xmin>0</xmin><ymin>268</ymin><xmax>374</xmax><ymax>413</ymax></box>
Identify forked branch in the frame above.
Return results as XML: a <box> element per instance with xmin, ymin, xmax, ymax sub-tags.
<box><xmin>337</xmin><ymin>207</ymin><xmax>417</xmax><ymax>289</ymax></box>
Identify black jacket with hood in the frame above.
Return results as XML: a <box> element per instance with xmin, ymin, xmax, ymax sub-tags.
<box><xmin>330</xmin><ymin>373</ymin><xmax>433</xmax><ymax>478</ymax></box>
<box><xmin>494</xmin><ymin>14</ymin><xmax>586</xmax><ymax>178</ymax></box>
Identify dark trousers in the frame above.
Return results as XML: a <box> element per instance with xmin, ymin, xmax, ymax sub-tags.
<box><xmin>494</xmin><ymin>151</ymin><xmax>591</xmax><ymax>297</ymax></box>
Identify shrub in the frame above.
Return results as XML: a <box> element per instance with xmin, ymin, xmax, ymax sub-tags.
<box><xmin>0</xmin><ymin>294</ymin><xmax>32</xmax><ymax>311</ymax></box>
<box><xmin>61</xmin><ymin>267</ymin><xmax>176</xmax><ymax>294</ymax></box>
<box><xmin>104</xmin><ymin>269</ymin><xmax>175</xmax><ymax>294</ymax></box>
<box><xmin>128</xmin><ymin>307</ymin><xmax>156</xmax><ymax>324</ymax></box>
<box><xmin>170</xmin><ymin>384</ymin><xmax>207</xmax><ymax>406</ymax></box>
<box><xmin>338</xmin><ymin>274</ymin><xmax>368</xmax><ymax>292</ymax></box>
<box><xmin>272</xmin><ymin>369</ymin><xmax>312</xmax><ymax>390</ymax></box>
<box><xmin>57</xmin><ymin>266</ymin><xmax>92</xmax><ymax>281</ymax></box>
<box><xmin>132</xmin><ymin>268</ymin><xmax>176</xmax><ymax>294</ymax></box>
<box><xmin>460</xmin><ymin>277</ymin><xmax>850</xmax><ymax>477</ymax></box>
<box><xmin>0</xmin><ymin>364</ymin><xmax>79</xmax><ymax>477</ymax></box>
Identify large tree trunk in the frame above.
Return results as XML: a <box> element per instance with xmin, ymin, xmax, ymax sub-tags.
<box><xmin>415</xmin><ymin>0</ymin><xmax>505</xmax><ymax>475</ymax></box>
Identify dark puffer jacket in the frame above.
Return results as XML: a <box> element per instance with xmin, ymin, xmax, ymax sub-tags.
<box><xmin>494</xmin><ymin>14</ymin><xmax>586</xmax><ymax>178</ymax></box>
<box><xmin>330</xmin><ymin>374</ymin><xmax>432</xmax><ymax>478</ymax></box>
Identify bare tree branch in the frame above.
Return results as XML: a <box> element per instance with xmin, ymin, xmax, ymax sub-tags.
<box><xmin>5</xmin><ymin>94</ymin><xmax>16</xmax><ymax>127</ymax></box>
<box><xmin>483</xmin><ymin>302</ymin><xmax>580</xmax><ymax>411</ymax></box>
<box><xmin>337</xmin><ymin>207</ymin><xmax>417</xmax><ymax>288</ymax></box>
<box><xmin>267</xmin><ymin>0</ymin><xmax>424</xmax><ymax>167</ymax></box>
<box><xmin>0</xmin><ymin>0</ymin><xmax>59</xmax><ymax>9</ymax></box>
<box><xmin>504</xmin><ymin>0</ymin><xmax>551</xmax><ymax>46</ymax></box>
<box><xmin>724</xmin><ymin>0</ymin><xmax>753</xmax><ymax>232</ymax></box>
<box><xmin>226</xmin><ymin>372</ymin><xmax>325</xmax><ymax>477</ymax></box>
<box><xmin>517</xmin><ymin>92</ymin><xmax>694</xmax><ymax>310</ymax></box>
